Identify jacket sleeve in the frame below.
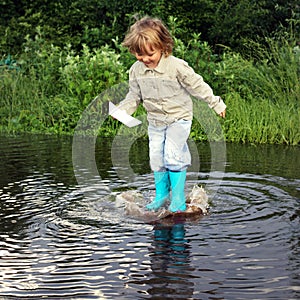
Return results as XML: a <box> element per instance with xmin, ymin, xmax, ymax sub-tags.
<box><xmin>177</xmin><ymin>60</ymin><xmax>226</xmax><ymax>114</ymax></box>
<box><xmin>117</xmin><ymin>65</ymin><xmax>141</xmax><ymax>115</ymax></box>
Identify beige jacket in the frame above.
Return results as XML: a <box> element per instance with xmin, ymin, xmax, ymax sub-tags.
<box><xmin>118</xmin><ymin>55</ymin><xmax>226</xmax><ymax>126</ymax></box>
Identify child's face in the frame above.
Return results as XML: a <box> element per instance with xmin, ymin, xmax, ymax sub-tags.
<box><xmin>135</xmin><ymin>44</ymin><xmax>162</xmax><ymax>69</ymax></box>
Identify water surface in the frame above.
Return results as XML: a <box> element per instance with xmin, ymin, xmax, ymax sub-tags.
<box><xmin>0</xmin><ymin>134</ymin><xmax>299</xmax><ymax>299</ymax></box>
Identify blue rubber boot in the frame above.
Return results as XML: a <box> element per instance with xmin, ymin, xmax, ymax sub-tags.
<box><xmin>169</xmin><ymin>170</ymin><xmax>187</xmax><ymax>212</ymax></box>
<box><xmin>146</xmin><ymin>171</ymin><xmax>170</xmax><ymax>211</ymax></box>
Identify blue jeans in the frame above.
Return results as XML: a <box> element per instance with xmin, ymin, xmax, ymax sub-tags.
<box><xmin>148</xmin><ymin>119</ymin><xmax>192</xmax><ymax>172</ymax></box>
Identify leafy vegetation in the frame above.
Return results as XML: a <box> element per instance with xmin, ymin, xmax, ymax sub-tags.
<box><xmin>1</xmin><ymin>0</ymin><xmax>299</xmax><ymax>55</ymax></box>
<box><xmin>0</xmin><ymin>1</ymin><xmax>299</xmax><ymax>144</ymax></box>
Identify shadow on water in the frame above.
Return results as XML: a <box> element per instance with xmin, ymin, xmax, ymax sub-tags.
<box><xmin>0</xmin><ymin>134</ymin><xmax>299</xmax><ymax>299</ymax></box>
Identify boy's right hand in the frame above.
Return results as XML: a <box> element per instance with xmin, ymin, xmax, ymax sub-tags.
<box><xmin>219</xmin><ymin>109</ymin><xmax>226</xmax><ymax>118</ymax></box>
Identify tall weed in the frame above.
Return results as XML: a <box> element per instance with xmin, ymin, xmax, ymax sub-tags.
<box><xmin>0</xmin><ymin>25</ymin><xmax>298</xmax><ymax>144</ymax></box>
<box><xmin>214</xmin><ymin>37</ymin><xmax>299</xmax><ymax>144</ymax></box>
<box><xmin>224</xmin><ymin>93</ymin><xmax>299</xmax><ymax>144</ymax></box>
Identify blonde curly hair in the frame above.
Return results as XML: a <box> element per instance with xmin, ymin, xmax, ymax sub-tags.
<box><xmin>122</xmin><ymin>16</ymin><xmax>174</xmax><ymax>57</ymax></box>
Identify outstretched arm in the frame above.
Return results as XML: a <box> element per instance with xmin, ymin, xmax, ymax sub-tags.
<box><xmin>177</xmin><ymin>60</ymin><xmax>226</xmax><ymax>115</ymax></box>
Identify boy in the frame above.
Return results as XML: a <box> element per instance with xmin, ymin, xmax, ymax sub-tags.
<box><xmin>117</xmin><ymin>16</ymin><xmax>226</xmax><ymax>212</ymax></box>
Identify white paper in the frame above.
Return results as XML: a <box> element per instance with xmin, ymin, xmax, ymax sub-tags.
<box><xmin>109</xmin><ymin>102</ymin><xmax>142</xmax><ymax>127</ymax></box>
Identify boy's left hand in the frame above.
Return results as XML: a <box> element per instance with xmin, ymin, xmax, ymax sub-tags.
<box><xmin>219</xmin><ymin>109</ymin><xmax>226</xmax><ymax>118</ymax></box>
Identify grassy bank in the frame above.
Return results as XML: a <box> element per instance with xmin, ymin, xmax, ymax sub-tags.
<box><xmin>217</xmin><ymin>40</ymin><xmax>300</xmax><ymax>145</ymax></box>
<box><xmin>0</xmin><ymin>32</ymin><xmax>299</xmax><ymax>144</ymax></box>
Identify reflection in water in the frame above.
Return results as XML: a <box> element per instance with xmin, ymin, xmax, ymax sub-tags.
<box><xmin>147</xmin><ymin>222</ymin><xmax>194</xmax><ymax>298</ymax></box>
<box><xmin>0</xmin><ymin>134</ymin><xmax>299</xmax><ymax>299</ymax></box>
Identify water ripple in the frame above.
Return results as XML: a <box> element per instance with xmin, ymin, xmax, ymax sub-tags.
<box><xmin>0</xmin><ymin>139</ymin><xmax>299</xmax><ymax>299</ymax></box>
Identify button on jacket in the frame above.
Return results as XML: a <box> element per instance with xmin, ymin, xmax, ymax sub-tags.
<box><xmin>118</xmin><ymin>54</ymin><xmax>226</xmax><ymax>126</ymax></box>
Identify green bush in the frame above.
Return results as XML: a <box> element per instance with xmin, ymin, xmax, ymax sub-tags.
<box><xmin>0</xmin><ymin>22</ymin><xmax>299</xmax><ymax>145</ymax></box>
<box><xmin>0</xmin><ymin>33</ymin><xmax>128</xmax><ymax>134</ymax></box>
<box><xmin>61</xmin><ymin>44</ymin><xmax>128</xmax><ymax>108</ymax></box>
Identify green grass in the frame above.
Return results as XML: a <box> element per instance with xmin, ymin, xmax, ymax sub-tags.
<box><xmin>224</xmin><ymin>92</ymin><xmax>299</xmax><ymax>144</ymax></box>
<box><xmin>0</xmin><ymin>32</ymin><xmax>299</xmax><ymax>144</ymax></box>
<box><xmin>214</xmin><ymin>37</ymin><xmax>299</xmax><ymax>145</ymax></box>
